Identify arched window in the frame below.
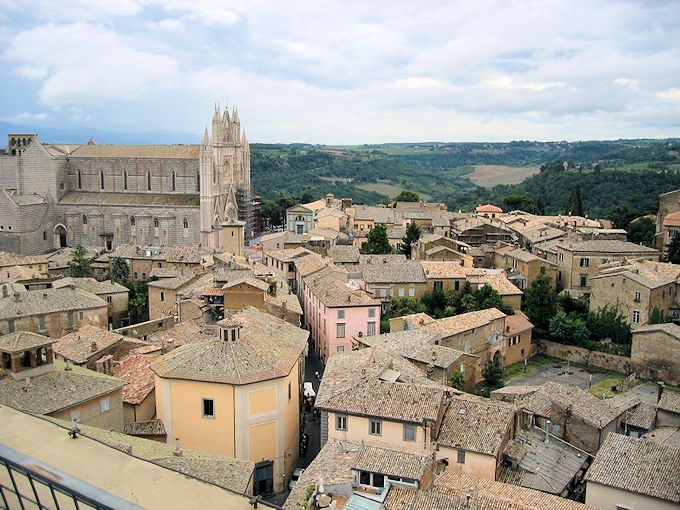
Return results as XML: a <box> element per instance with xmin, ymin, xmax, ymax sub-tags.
<box><xmin>196</xmin><ymin>172</ymin><xmax>200</xmax><ymax>192</ymax></box>
<box><xmin>124</xmin><ymin>170</ymin><xmax>128</xmax><ymax>190</ymax></box>
<box><xmin>78</xmin><ymin>170</ymin><xmax>82</xmax><ymax>189</ymax></box>
<box><xmin>82</xmin><ymin>215</ymin><xmax>88</xmax><ymax>225</ymax></box>
<box><xmin>43</xmin><ymin>231</ymin><xmax>47</xmax><ymax>240</ymax></box>
<box><xmin>172</xmin><ymin>171</ymin><xmax>176</xmax><ymax>192</ymax></box>
<box><xmin>153</xmin><ymin>217</ymin><xmax>159</xmax><ymax>228</ymax></box>
<box><xmin>130</xmin><ymin>216</ymin><xmax>136</xmax><ymax>226</ymax></box>
<box><xmin>183</xmin><ymin>218</ymin><xmax>189</xmax><ymax>229</ymax></box>
<box><xmin>147</xmin><ymin>171</ymin><xmax>151</xmax><ymax>191</ymax></box>
<box><xmin>213</xmin><ymin>167</ymin><xmax>217</xmax><ymax>183</ymax></box>
<box><xmin>100</xmin><ymin>170</ymin><xmax>105</xmax><ymax>190</ymax></box>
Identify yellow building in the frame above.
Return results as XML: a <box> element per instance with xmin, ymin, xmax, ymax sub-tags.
<box><xmin>493</xmin><ymin>246</ymin><xmax>558</xmax><ymax>290</ymax></box>
<box><xmin>150</xmin><ymin>306</ymin><xmax>309</xmax><ymax>496</ymax></box>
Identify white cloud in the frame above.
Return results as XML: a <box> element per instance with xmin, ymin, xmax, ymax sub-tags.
<box><xmin>393</xmin><ymin>77</ymin><xmax>446</xmax><ymax>90</ymax></box>
<box><xmin>658</xmin><ymin>87</ymin><xmax>680</xmax><ymax>101</ymax></box>
<box><xmin>13</xmin><ymin>64</ymin><xmax>47</xmax><ymax>79</ymax></box>
<box><xmin>4</xmin><ymin>112</ymin><xmax>49</xmax><ymax>122</ymax></box>
<box><xmin>614</xmin><ymin>78</ymin><xmax>639</xmax><ymax>90</ymax></box>
<box><xmin>159</xmin><ymin>0</ymin><xmax>240</xmax><ymax>26</ymax></box>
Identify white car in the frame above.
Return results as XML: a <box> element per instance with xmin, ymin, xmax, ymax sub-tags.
<box><xmin>288</xmin><ymin>468</ymin><xmax>305</xmax><ymax>491</ymax></box>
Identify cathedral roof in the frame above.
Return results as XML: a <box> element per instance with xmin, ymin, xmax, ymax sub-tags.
<box><xmin>68</xmin><ymin>145</ymin><xmax>200</xmax><ymax>159</ymax></box>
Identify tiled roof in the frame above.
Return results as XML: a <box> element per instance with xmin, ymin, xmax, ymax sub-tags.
<box><xmin>53</xmin><ymin>325</ymin><xmax>130</xmax><ymax>365</ymax></box>
<box><xmin>113</xmin><ymin>353</ymin><xmax>160</xmax><ymax>405</ymax></box>
<box><xmin>519</xmin><ymin>382</ymin><xmax>623</xmax><ymax>428</ymax></box>
<box><xmin>359</xmin><ymin>255</ymin><xmax>426</xmax><ymax>284</ymax></box>
<box><xmin>59</xmin><ymin>192</ymin><xmax>199</xmax><ymax>207</ymax></box>
<box><xmin>165</xmin><ymin>246</ymin><xmax>214</xmax><ymax>264</ymax></box>
<box><xmin>46</xmin><ymin>246</ymin><xmax>101</xmax><ymax>267</ymax></box>
<box><xmin>476</xmin><ymin>204</ymin><xmax>502</xmax><ymax>213</ymax></box>
<box><xmin>639</xmin><ymin>260</ymin><xmax>680</xmax><ymax>279</ymax></box>
<box><xmin>418</xmin><ymin>308</ymin><xmax>506</xmax><ymax>338</ymax></box>
<box><xmin>352</xmin><ymin>204</ymin><xmax>400</xmax><ymax>223</ymax></box>
<box><xmin>467</xmin><ymin>272</ymin><xmax>523</xmax><ymax>296</ymax></box>
<box><xmin>304</xmin><ymin>273</ymin><xmax>379</xmax><ymax>308</ymax></box>
<box><xmin>52</xmin><ymin>277</ymin><xmax>128</xmax><ymax>295</ymax></box>
<box><xmin>222</xmin><ymin>277</ymin><xmax>270</xmax><ymax>292</ymax></box>
<box><xmin>148</xmin><ymin>273</ymin><xmax>199</xmax><ymax>290</ymax></box>
<box><xmin>624</xmin><ymin>402</ymin><xmax>657</xmax><ymax>430</ymax></box>
<box><xmin>63</xmin><ymin>421</ymin><xmax>255</xmax><ymax>495</ymax></box>
<box><xmin>437</xmin><ymin>396</ymin><xmax>515</xmax><ymax>456</ymax></box>
<box><xmin>0</xmin><ymin>331</ymin><xmax>53</xmax><ymax>354</ymax></box>
<box><xmin>421</xmin><ymin>261</ymin><xmax>467</xmax><ymax>279</ymax></box>
<box><xmin>151</xmin><ymin>307</ymin><xmax>308</xmax><ymax>385</ymax></box>
<box><xmin>585</xmin><ymin>433</ymin><xmax>680</xmax><ymax>503</ymax></box>
<box><xmin>0</xmin><ymin>252</ymin><xmax>48</xmax><ymax>267</ymax></box>
<box><xmin>69</xmin><ymin>144</ymin><xmax>200</xmax><ymax>159</ymax></box>
<box><xmin>0</xmin><ymin>367</ymin><xmax>126</xmax><ymax>415</ymax></box>
<box><xmin>123</xmin><ymin>419</ymin><xmax>166</xmax><ymax>436</ymax></box>
<box><xmin>149</xmin><ymin>267</ymin><xmax>183</xmax><ymax>279</ymax></box>
<box><xmin>557</xmin><ymin>239</ymin><xmax>659</xmax><ymax>255</ymax></box>
<box><xmin>504</xmin><ymin>311</ymin><xmax>534</xmax><ymax>336</ymax></box>
<box><xmin>658</xmin><ymin>390</ymin><xmax>680</xmax><ymax>414</ymax></box>
<box><xmin>663</xmin><ymin>211</ymin><xmax>680</xmax><ymax>227</ymax></box>
<box><xmin>633</xmin><ymin>322</ymin><xmax>680</xmax><ymax>340</ymax></box>
<box><xmin>328</xmin><ymin>245</ymin><xmax>360</xmax><ymax>264</ymax></box>
<box><xmin>353</xmin><ymin>445</ymin><xmax>426</xmax><ymax>480</ymax></box>
<box><xmin>0</xmin><ymin>287</ymin><xmax>107</xmax><ymax>320</ymax></box>
<box><xmin>315</xmin><ymin>347</ymin><xmax>443</xmax><ymax>424</ymax></box>
<box><xmin>266</xmin><ymin>247</ymin><xmax>312</xmax><ymax>263</ymax></box>
<box><xmin>594</xmin><ymin>263</ymin><xmax>676</xmax><ymax>289</ymax></box>
<box><xmin>294</xmin><ymin>253</ymin><xmax>330</xmax><ymax>277</ymax></box>
<box><xmin>151</xmin><ymin>321</ymin><xmax>213</xmax><ymax>347</ymax></box>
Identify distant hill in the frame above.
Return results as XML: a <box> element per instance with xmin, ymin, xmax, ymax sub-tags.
<box><xmin>0</xmin><ymin>121</ymin><xmax>197</xmax><ymax>145</ymax></box>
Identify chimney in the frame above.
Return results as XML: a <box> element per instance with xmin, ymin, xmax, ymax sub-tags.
<box><xmin>545</xmin><ymin>420</ymin><xmax>551</xmax><ymax>443</ymax></box>
<box><xmin>91</xmin><ymin>341</ymin><xmax>98</xmax><ymax>352</ymax></box>
<box><xmin>657</xmin><ymin>382</ymin><xmax>665</xmax><ymax>403</ymax></box>
<box><xmin>173</xmin><ymin>438</ymin><xmax>183</xmax><ymax>457</ymax></box>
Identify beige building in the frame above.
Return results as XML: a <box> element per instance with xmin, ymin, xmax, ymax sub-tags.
<box><xmin>223</xmin><ymin>277</ymin><xmax>303</xmax><ymax>326</ymax></box>
<box><xmin>494</xmin><ymin>246</ymin><xmax>558</xmax><ymax>290</ymax></box>
<box><xmin>0</xmin><ymin>286</ymin><xmax>109</xmax><ymax>338</ymax></box>
<box><xmin>0</xmin><ymin>252</ymin><xmax>49</xmax><ymax>280</ymax></box>
<box><xmin>555</xmin><ymin>240</ymin><xmax>660</xmax><ymax>293</ymax></box>
<box><xmin>590</xmin><ymin>262</ymin><xmax>676</xmax><ymax>326</ymax></box>
<box><xmin>151</xmin><ymin>306</ymin><xmax>309</xmax><ymax>496</ymax></box>
<box><xmin>53</xmin><ymin>324</ymin><xmax>147</xmax><ymax>369</ymax></box>
<box><xmin>503</xmin><ymin>311</ymin><xmax>535</xmax><ymax>366</ymax></box>
<box><xmin>631</xmin><ymin>323</ymin><xmax>680</xmax><ymax>385</ymax></box>
<box><xmin>112</xmin><ymin>348</ymin><xmax>161</xmax><ymax>425</ymax></box>
<box><xmin>358</xmin><ymin>254</ymin><xmax>428</xmax><ymax>310</ymax></box>
<box><xmin>412</xmin><ymin>233</ymin><xmax>472</xmax><ymax>265</ymax></box>
<box><xmin>52</xmin><ymin>277</ymin><xmax>129</xmax><ymax>326</ymax></box>
<box><xmin>0</xmin><ymin>331</ymin><xmax>126</xmax><ymax>431</ymax></box>
<box><xmin>585</xmin><ymin>433</ymin><xmax>680</xmax><ymax>510</ymax></box>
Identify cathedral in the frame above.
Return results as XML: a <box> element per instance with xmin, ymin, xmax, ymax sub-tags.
<box><xmin>0</xmin><ymin>105</ymin><xmax>254</xmax><ymax>255</ymax></box>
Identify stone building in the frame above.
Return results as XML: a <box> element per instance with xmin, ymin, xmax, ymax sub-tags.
<box><xmin>0</xmin><ymin>105</ymin><xmax>255</xmax><ymax>255</ymax></box>
<box><xmin>631</xmin><ymin>323</ymin><xmax>680</xmax><ymax>385</ymax></box>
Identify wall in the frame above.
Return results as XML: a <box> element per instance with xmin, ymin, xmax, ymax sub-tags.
<box><xmin>436</xmin><ymin>446</ymin><xmax>497</xmax><ymax>480</ymax></box>
<box><xmin>51</xmin><ymin>389</ymin><xmax>124</xmax><ymax>432</ymax></box>
<box><xmin>124</xmin><ymin>392</ymin><xmax>156</xmax><ymax>424</ymax></box>
<box><xmin>631</xmin><ymin>330</ymin><xmax>680</xmax><ymax>385</ymax></box>
<box><xmin>114</xmin><ymin>316</ymin><xmax>175</xmax><ymax>339</ymax></box>
<box><xmin>223</xmin><ymin>283</ymin><xmax>266</xmax><ymax>310</ymax></box>
<box><xmin>504</xmin><ymin>328</ymin><xmax>533</xmax><ymax>366</ymax></box>
<box><xmin>586</xmin><ymin>481</ymin><xmax>679</xmax><ymax>510</ymax></box>
<box><xmin>0</xmin><ymin>305</ymin><xmax>109</xmax><ymax>338</ymax></box>
<box><xmin>539</xmin><ymin>340</ymin><xmax>633</xmax><ymax>373</ymax></box>
<box><xmin>148</xmin><ymin>286</ymin><xmax>178</xmax><ymax>321</ymax></box>
<box><xmin>326</xmin><ymin>412</ymin><xmax>428</xmax><ymax>450</ymax></box>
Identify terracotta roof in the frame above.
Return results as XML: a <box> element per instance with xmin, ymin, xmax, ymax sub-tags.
<box><xmin>418</xmin><ymin>308</ymin><xmax>506</xmax><ymax>338</ymax></box>
<box><xmin>0</xmin><ymin>252</ymin><xmax>48</xmax><ymax>267</ymax></box>
<box><xmin>113</xmin><ymin>353</ymin><xmax>160</xmax><ymax>405</ymax></box>
<box><xmin>467</xmin><ymin>272</ymin><xmax>523</xmax><ymax>296</ymax></box>
<box><xmin>304</xmin><ymin>273</ymin><xmax>379</xmax><ymax>308</ymax></box>
<box><xmin>359</xmin><ymin>255</ymin><xmax>426</xmax><ymax>284</ymax></box>
<box><xmin>353</xmin><ymin>445</ymin><xmax>426</xmax><ymax>480</ymax></box>
<box><xmin>639</xmin><ymin>260</ymin><xmax>680</xmax><ymax>280</ymax></box>
<box><xmin>222</xmin><ymin>277</ymin><xmax>270</xmax><ymax>292</ymax></box>
<box><xmin>69</xmin><ymin>144</ymin><xmax>200</xmax><ymax>159</ymax></box>
<box><xmin>294</xmin><ymin>253</ymin><xmax>330</xmax><ymax>277</ymax></box>
<box><xmin>663</xmin><ymin>211</ymin><xmax>680</xmax><ymax>227</ymax></box>
<box><xmin>437</xmin><ymin>396</ymin><xmax>515</xmax><ymax>456</ymax></box>
<box><xmin>421</xmin><ymin>261</ymin><xmax>467</xmax><ymax>279</ymax></box>
<box><xmin>658</xmin><ymin>390</ymin><xmax>680</xmax><ymax>414</ymax></box>
<box><xmin>52</xmin><ymin>277</ymin><xmax>128</xmax><ymax>295</ymax></box>
<box><xmin>123</xmin><ymin>419</ymin><xmax>166</xmax><ymax>436</ymax></box>
<box><xmin>0</xmin><ymin>287</ymin><xmax>107</xmax><ymax>320</ymax></box>
<box><xmin>585</xmin><ymin>434</ymin><xmax>680</xmax><ymax>503</ymax></box>
<box><xmin>150</xmin><ymin>307</ymin><xmax>308</xmax><ymax>385</ymax></box>
<box><xmin>265</xmin><ymin>247</ymin><xmax>312</xmax><ymax>263</ymax></box>
<box><xmin>53</xmin><ymin>325</ymin><xmax>130</xmax><ymax>365</ymax></box>
<box><xmin>0</xmin><ymin>331</ymin><xmax>53</xmax><ymax>354</ymax></box>
<box><xmin>476</xmin><ymin>204</ymin><xmax>502</xmax><ymax>213</ymax></box>
<box><xmin>59</xmin><ymin>192</ymin><xmax>199</xmax><ymax>207</ymax></box>
<box><xmin>504</xmin><ymin>312</ymin><xmax>534</xmax><ymax>336</ymax></box>
<box><xmin>147</xmin><ymin>273</ymin><xmax>199</xmax><ymax>290</ymax></box>
<box><xmin>328</xmin><ymin>245</ymin><xmax>360</xmax><ymax>264</ymax></box>
<box><xmin>624</xmin><ymin>402</ymin><xmax>657</xmax><ymax>430</ymax></box>
<box><xmin>556</xmin><ymin>239</ymin><xmax>659</xmax><ymax>255</ymax></box>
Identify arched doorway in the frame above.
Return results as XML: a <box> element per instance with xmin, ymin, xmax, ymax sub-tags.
<box><xmin>53</xmin><ymin>224</ymin><xmax>68</xmax><ymax>249</ymax></box>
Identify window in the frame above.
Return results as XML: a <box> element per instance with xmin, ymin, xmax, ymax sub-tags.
<box><xmin>202</xmin><ymin>398</ymin><xmax>215</xmax><ymax>418</ymax></box>
<box><xmin>106</xmin><ymin>296</ymin><xmax>112</xmax><ymax>304</ymax></box>
<box><xmin>147</xmin><ymin>171</ymin><xmax>152</xmax><ymax>191</ymax></box>
<box><xmin>153</xmin><ymin>217</ymin><xmax>159</xmax><ymax>228</ymax></box>
<box><xmin>336</xmin><ymin>345</ymin><xmax>345</xmax><ymax>352</ymax></box>
<box><xmin>509</xmin><ymin>335</ymin><xmax>520</xmax><ymax>346</ymax></box>
<box><xmin>379</xmin><ymin>289</ymin><xmax>387</xmax><ymax>298</ymax></box>
<box><xmin>336</xmin><ymin>414</ymin><xmax>347</xmax><ymax>431</ymax></box>
<box><xmin>77</xmin><ymin>170</ymin><xmax>82</xmax><ymax>189</ymax></box>
<box><xmin>558</xmin><ymin>252</ymin><xmax>564</xmax><ymax>262</ymax></box>
<box><xmin>403</xmin><ymin>424</ymin><xmax>416</xmax><ymax>442</ymax></box>
<box><xmin>123</xmin><ymin>170</ymin><xmax>128</xmax><ymax>190</ymax></box>
<box><xmin>172</xmin><ymin>171</ymin><xmax>176</xmax><ymax>191</ymax></box>
<box><xmin>82</xmin><ymin>215</ymin><xmax>88</xmax><ymax>225</ymax></box>
<box><xmin>336</xmin><ymin>323</ymin><xmax>345</xmax><ymax>338</ymax></box>
<box><xmin>196</xmin><ymin>172</ymin><xmax>200</xmax><ymax>192</ymax></box>
<box><xmin>7</xmin><ymin>319</ymin><xmax>15</xmax><ymax>333</ymax></box>
<box><xmin>43</xmin><ymin>231</ymin><xmax>47</xmax><ymax>240</ymax></box>
<box><xmin>130</xmin><ymin>216</ymin><xmax>136</xmax><ymax>226</ymax></box>
<box><xmin>79</xmin><ymin>311</ymin><xmax>84</xmax><ymax>320</ymax></box>
<box><xmin>632</xmin><ymin>310</ymin><xmax>640</xmax><ymax>324</ymax></box>
<box><xmin>160</xmin><ymin>291</ymin><xmax>165</xmax><ymax>302</ymax></box>
<box><xmin>580</xmin><ymin>275</ymin><xmax>588</xmax><ymax>287</ymax></box>
<box><xmin>359</xmin><ymin>471</ymin><xmax>371</xmax><ymax>485</ymax></box>
<box><xmin>434</xmin><ymin>281</ymin><xmax>443</xmax><ymax>292</ymax></box>
<box><xmin>558</xmin><ymin>271</ymin><xmax>562</xmax><ymax>282</ymax></box>
<box><xmin>634</xmin><ymin>291</ymin><xmax>641</xmax><ymax>303</ymax></box>
<box><xmin>579</xmin><ymin>257</ymin><xmax>589</xmax><ymax>268</ymax></box>
<box><xmin>183</xmin><ymin>218</ymin><xmax>189</xmax><ymax>229</ymax></box>
<box><xmin>408</xmin><ymin>288</ymin><xmax>416</xmax><ymax>297</ymax></box>
<box><xmin>100</xmin><ymin>170</ymin><xmax>105</xmax><ymax>189</ymax></box>
<box><xmin>455</xmin><ymin>280</ymin><xmax>460</xmax><ymax>291</ymax></box>
<box><xmin>457</xmin><ymin>449</ymin><xmax>466</xmax><ymax>464</ymax></box>
<box><xmin>100</xmin><ymin>399</ymin><xmax>110</xmax><ymax>412</ymax></box>
<box><xmin>337</xmin><ymin>309</ymin><xmax>345</xmax><ymax>319</ymax></box>
<box><xmin>367</xmin><ymin>322</ymin><xmax>376</xmax><ymax>336</ymax></box>
<box><xmin>398</xmin><ymin>288</ymin><xmax>405</xmax><ymax>297</ymax></box>
<box><xmin>369</xmin><ymin>419</ymin><xmax>382</xmax><ymax>436</ymax></box>
<box><xmin>368</xmin><ymin>308</ymin><xmax>376</xmax><ymax>318</ymax></box>
<box><xmin>288</xmin><ymin>382</ymin><xmax>291</xmax><ymax>400</ymax></box>
<box><xmin>70</xmin><ymin>410</ymin><xmax>80</xmax><ymax>422</ymax></box>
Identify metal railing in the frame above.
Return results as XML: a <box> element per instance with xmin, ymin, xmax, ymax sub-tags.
<box><xmin>0</xmin><ymin>444</ymin><xmax>143</xmax><ymax>510</ymax></box>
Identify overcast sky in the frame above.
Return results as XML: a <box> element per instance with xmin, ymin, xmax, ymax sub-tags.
<box><xmin>1</xmin><ymin>0</ymin><xmax>679</xmax><ymax>144</ymax></box>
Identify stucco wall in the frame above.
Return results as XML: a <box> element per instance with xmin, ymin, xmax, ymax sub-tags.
<box><xmin>586</xmin><ymin>481</ymin><xmax>680</xmax><ymax>510</ymax></box>
<box><xmin>51</xmin><ymin>389</ymin><xmax>124</xmax><ymax>432</ymax></box>
<box><xmin>326</xmin><ymin>412</ymin><xmax>428</xmax><ymax>450</ymax></box>
<box><xmin>436</xmin><ymin>446</ymin><xmax>497</xmax><ymax>480</ymax></box>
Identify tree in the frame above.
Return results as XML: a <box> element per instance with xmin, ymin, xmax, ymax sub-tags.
<box><xmin>400</xmin><ymin>222</ymin><xmax>421</xmax><ymax>258</ymax></box>
<box><xmin>69</xmin><ymin>244</ymin><xmax>93</xmax><ymax>278</ymax></box>
<box><xmin>474</xmin><ymin>284</ymin><xmax>513</xmax><ymax>315</ymax></box>
<box><xmin>362</xmin><ymin>224</ymin><xmax>393</xmax><ymax>254</ymax></box>
<box><xmin>586</xmin><ymin>306</ymin><xmax>631</xmax><ymax>345</ymax></box>
<box><xmin>549</xmin><ymin>310</ymin><xmax>589</xmax><ymax>346</ymax></box>
<box><xmin>127</xmin><ymin>279</ymin><xmax>150</xmax><ymax>324</ymax></box>
<box><xmin>502</xmin><ymin>194</ymin><xmax>538</xmax><ymax>214</ymax></box>
<box><xmin>666</xmin><ymin>233</ymin><xmax>680</xmax><ymax>264</ymax></box>
<box><xmin>627</xmin><ymin>217</ymin><xmax>655</xmax><ymax>246</ymax></box>
<box><xmin>450</xmin><ymin>370</ymin><xmax>465</xmax><ymax>390</ymax></box>
<box><xmin>110</xmin><ymin>257</ymin><xmax>130</xmax><ymax>284</ymax></box>
<box><xmin>649</xmin><ymin>306</ymin><xmax>668</xmax><ymax>325</ymax></box>
<box><xmin>564</xmin><ymin>184</ymin><xmax>584</xmax><ymax>216</ymax></box>
<box><xmin>482</xmin><ymin>355</ymin><xmax>504</xmax><ymax>391</ymax></box>
<box><xmin>523</xmin><ymin>274</ymin><xmax>557</xmax><ymax>332</ymax></box>
<box><xmin>395</xmin><ymin>190</ymin><xmax>420</xmax><ymax>203</ymax></box>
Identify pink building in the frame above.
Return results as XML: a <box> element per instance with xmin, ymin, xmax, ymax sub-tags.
<box><xmin>301</xmin><ymin>269</ymin><xmax>381</xmax><ymax>365</ymax></box>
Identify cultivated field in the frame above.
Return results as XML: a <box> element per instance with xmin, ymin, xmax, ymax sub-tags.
<box><xmin>357</xmin><ymin>181</ymin><xmax>431</xmax><ymax>200</ymax></box>
<box><xmin>467</xmin><ymin>165</ymin><xmax>540</xmax><ymax>188</ymax></box>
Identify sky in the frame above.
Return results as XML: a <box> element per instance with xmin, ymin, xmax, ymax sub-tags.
<box><xmin>0</xmin><ymin>0</ymin><xmax>679</xmax><ymax>144</ymax></box>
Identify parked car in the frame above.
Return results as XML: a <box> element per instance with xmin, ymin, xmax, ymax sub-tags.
<box><xmin>288</xmin><ymin>468</ymin><xmax>306</xmax><ymax>491</ymax></box>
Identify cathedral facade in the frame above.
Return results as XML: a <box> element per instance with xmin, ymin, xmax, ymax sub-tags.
<box><xmin>0</xmin><ymin>106</ymin><xmax>253</xmax><ymax>255</ymax></box>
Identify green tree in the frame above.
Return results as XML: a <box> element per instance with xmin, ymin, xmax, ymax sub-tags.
<box><xmin>68</xmin><ymin>244</ymin><xmax>93</xmax><ymax>278</ymax></box>
<box><xmin>482</xmin><ymin>356</ymin><xmax>504</xmax><ymax>391</ymax></box>
<box><xmin>564</xmin><ymin>184</ymin><xmax>584</xmax><ymax>216</ymax></box>
<box><xmin>502</xmin><ymin>194</ymin><xmax>538</xmax><ymax>214</ymax></box>
<box><xmin>110</xmin><ymin>257</ymin><xmax>130</xmax><ymax>284</ymax></box>
<box><xmin>474</xmin><ymin>285</ymin><xmax>513</xmax><ymax>315</ymax></box>
<box><xmin>400</xmin><ymin>222</ymin><xmax>421</xmax><ymax>258</ymax></box>
<box><xmin>666</xmin><ymin>233</ymin><xmax>680</xmax><ymax>264</ymax></box>
<box><xmin>627</xmin><ymin>217</ymin><xmax>655</xmax><ymax>246</ymax></box>
<box><xmin>523</xmin><ymin>275</ymin><xmax>557</xmax><ymax>332</ymax></box>
<box><xmin>421</xmin><ymin>290</ymin><xmax>448</xmax><ymax>317</ymax></box>
<box><xmin>649</xmin><ymin>306</ymin><xmax>667</xmax><ymax>325</ymax></box>
<box><xmin>586</xmin><ymin>306</ymin><xmax>632</xmax><ymax>344</ymax></box>
<box><xmin>362</xmin><ymin>224</ymin><xmax>393</xmax><ymax>254</ymax></box>
<box><xmin>395</xmin><ymin>190</ymin><xmax>420</xmax><ymax>202</ymax></box>
<box><xmin>549</xmin><ymin>310</ymin><xmax>590</xmax><ymax>346</ymax></box>
<box><xmin>450</xmin><ymin>370</ymin><xmax>465</xmax><ymax>390</ymax></box>
<box><xmin>127</xmin><ymin>279</ymin><xmax>150</xmax><ymax>324</ymax></box>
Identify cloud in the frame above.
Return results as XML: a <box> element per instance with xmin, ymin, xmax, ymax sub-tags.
<box><xmin>658</xmin><ymin>87</ymin><xmax>680</xmax><ymax>101</ymax></box>
<box><xmin>4</xmin><ymin>112</ymin><xmax>49</xmax><ymax>122</ymax></box>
